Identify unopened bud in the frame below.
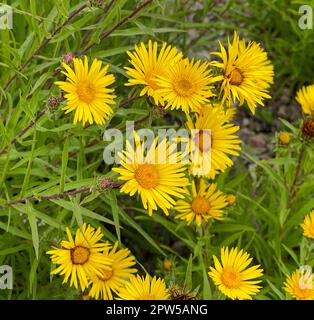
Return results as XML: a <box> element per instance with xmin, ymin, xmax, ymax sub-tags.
<box><xmin>47</xmin><ymin>95</ymin><xmax>63</xmax><ymax>113</ymax></box>
<box><xmin>62</xmin><ymin>53</ymin><xmax>75</xmax><ymax>65</ymax></box>
<box><xmin>278</xmin><ymin>131</ymin><xmax>291</xmax><ymax>145</ymax></box>
<box><xmin>226</xmin><ymin>194</ymin><xmax>236</xmax><ymax>206</ymax></box>
<box><xmin>163</xmin><ymin>259</ymin><xmax>173</xmax><ymax>271</ymax></box>
<box><xmin>95</xmin><ymin>177</ymin><xmax>113</xmax><ymax>192</ymax></box>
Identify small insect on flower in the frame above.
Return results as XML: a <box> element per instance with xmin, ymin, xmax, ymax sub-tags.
<box><xmin>186</xmin><ymin>106</ymin><xmax>241</xmax><ymax>179</ymax></box>
<box><xmin>88</xmin><ymin>242</ymin><xmax>137</xmax><ymax>300</ymax></box>
<box><xmin>211</xmin><ymin>31</ymin><xmax>274</xmax><ymax>114</ymax></box>
<box><xmin>47</xmin><ymin>224</ymin><xmax>112</xmax><ymax>291</ymax></box>
<box><xmin>112</xmin><ymin>132</ymin><xmax>189</xmax><ymax>216</ymax></box>
<box><xmin>296</xmin><ymin>84</ymin><xmax>314</xmax><ymax>116</ymax></box>
<box><xmin>301</xmin><ymin>210</ymin><xmax>314</xmax><ymax>240</ymax></box>
<box><xmin>284</xmin><ymin>269</ymin><xmax>314</xmax><ymax>300</ymax></box>
<box><xmin>208</xmin><ymin>247</ymin><xmax>264</xmax><ymax>300</ymax></box>
<box><xmin>116</xmin><ymin>274</ymin><xmax>170</xmax><ymax>300</ymax></box>
<box><xmin>125</xmin><ymin>40</ymin><xmax>183</xmax><ymax>105</ymax></box>
<box><xmin>175</xmin><ymin>179</ymin><xmax>228</xmax><ymax>226</ymax></box>
<box><xmin>156</xmin><ymin>58</ymin><xmax>219</xmax><ymax>113</ymax></box>
<box><xmin>55</xmin><ymin>56</ymin><xmax>116</xmax><ymax>126</ymax></box>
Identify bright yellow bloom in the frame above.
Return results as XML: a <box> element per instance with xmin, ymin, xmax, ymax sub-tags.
<box><xmin>55</xmin><ymin>56</ymin><xmax>116</xmax><ymax>125</ymax></box>
<box><xmin>156</xmin><ymin>58</ymin><xmax>218</xmax><ymax>113</ymax></box>
<box><xmin>208</xmin><ymin>247</ymin><xmax>263</xmax><ymax>300</ymax></box>
<box><xmin>278</xmin><ymin>131</ymin><xmax>291</xmax><ymax>145</ymax></box>
<box><xmin>88</xmin><ymin>242</ymin><xmax>137</xmax><ymax>300</ymax></box>
<box><xmin>117</xmin><ymin>274</ymin><xmax>170</xmax><ymax>300</ymax></box>
<box><xmin>296</xmin><ymin>84</ymin><xmax>314</xmax><ymax>116</ymax></box>
<box><xmin>301</xmin><ymin>210</ymin><xmax>314</xmax><ymax>239</ymax></box>
<box><xmin>47</xmin><ymin>224</ymin><xmax>112</xmax><ymax>291</ymax></box>
<box><xmin>113</xmin><ymin>132</ymin><xmax>189</xmax><ymax>216</ymax></box>
<box><xmin>125</xmin><ymin>40</ymin><xmax>182</xmax><ymax>105</ymax></box>
<box><xmin>175</xmin><ymin>179</ymin><xmax>228</xmax><ymax>225</ymax></box>
<box><xmin>211</xmin><ymin>32</ymin><xmax>274</xmax><ymax>114</ymax></box>
<box><xmin>187</xmin><ymin>107</ymin><xmax>241</xmax><ymax>179</ymax></box>
<box><xmin>284</xmin><ymin>269</ymin><xmax>314</xmax><ymax>300</ymax></box>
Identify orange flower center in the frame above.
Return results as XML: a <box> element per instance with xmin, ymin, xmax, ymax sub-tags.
<box><xmin>173</xmin><ymin>79</ymin><xmax>193</xmax><ymax>96</ymax></box>
<box><xmin>191</xmin><ymin>196</ymin><xmax>211</xmax><ymax>215</ymax></box>
<box><xmin>229</xmin><ymin>68</ymin><xmax>244</xmax><ymax>86</ymax></box>
<box><xmin>135</xmin><ymin>164</ymin><xmax>159</xmax><ymax>189</ymax></box>
<box><xmin>77</xmin><ymin>81</ymin><xmax>96</xmax><ymax>103</ymax></box>
<box><xmin>221</xmin><ymin>267</ymin><xmax>241</xmax><ymax>289</ymax></box>
<box><xmin>98</xmin><ymin>269</ymin><xmax>114</xmax><ymax>281</ymax></box>
<box><xmin>71</xmin><ymin>246</ymin><xmax>90</xmax><ymax>265</ymax></box>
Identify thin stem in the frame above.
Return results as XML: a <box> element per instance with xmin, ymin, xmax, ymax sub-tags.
<box><xmin>79</xmin><ymin>0</ymin><xmax>153</xmax><ymax>55</ymax></box>
<box><xmin>0</xmin><ymin>181</ymin><xmax>124</xmax><ymax>208</ymax></box>
<box><xmin>287</xmin><ymin>144</ymin><xmax>306</xmax><ymax>207</ymax></box>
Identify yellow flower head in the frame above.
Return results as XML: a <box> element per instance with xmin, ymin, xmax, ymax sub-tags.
<box><xmin>187</xmin><ymin>107</ymin><xmax>241</xmax><ymax>179</ymax></box>
<box><xmin>88</xmin><ymin>242</ymin><xmax>137</xmax><ymax>300</ymax></box>
<box><xmin>301</xmin><ymin>210</ymin><xmax>314</xmax><ymax>239</ymax></box>
<box><xmin>125</xmin><ymin>40</ymin><xmax>183</xmax><ymax>105</ymax></box>
<box><xmin>284</xmin><ymin>269</ymin><xmax>314</xmax><ymax>300</ymax></box>
<box><xmin>55</xmin><ymin>56</ymin><xmax>116</xmax><ymax>125</ymax></box>
<box><xmin>117</xmin><ymin>274</ymin><xmax>170</xmax><ymax>300</ymax></box>
<box><xmin>208</xmin><ymin>247</ymin><xmax>263</xmax><ymax>300</ymax></box>
<box><xmin>47</xmin><ymin>223</ymin><xmax>112</xmax><ymax>291</ymax></box>
<box><xmin>113</xmin><ymin>132</ymin><xmax>189</xmax><ymax>216</ymax></box>
<box><xmin>278</xmin><ymin>131</ymin><xmax>291</xmax><ymax>145</ymax></box>
<box><xmin>211</xmin><ymin>32</ymin><xmax>274</xmax><ymax>114</ymax></box>
<box><xmin>296</xmin><ymin>84</ymin><xmax>314</xmax><ymax>116</ymax></box>
<box><xmin>175</xmin><ymin>179</ymin><xmax>228</xmax><ymax>226</ymax></box>
<box><xmin>156</xmin><ymin>58</ymin><xmax>219</xmax><ymax>113</ymax></box>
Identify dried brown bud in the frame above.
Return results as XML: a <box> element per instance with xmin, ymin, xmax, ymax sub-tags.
<box><xmin>302</xmin><ymin>119</ymin><xmax>314</xmax><ymax>139</ymax></box>
<box><xmin>168</xmin><ymin>284</ymin><xmax>197</xmax><ymax>300</ymax></box>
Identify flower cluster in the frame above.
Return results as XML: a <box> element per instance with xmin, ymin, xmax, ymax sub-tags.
<box><xmin>47</xmin><ymin>224</ymin><xmax>168</xmax><ymax>300</ymax></box>
<box><xmin>51</xmin><ymin>33</ymin><xmax>314</xmax><ymax>300</ymax></box>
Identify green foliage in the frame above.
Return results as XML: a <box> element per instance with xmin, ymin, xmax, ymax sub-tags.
<box><xmin>0</xmin><ymin>0</ymin><xmax>313</xmax><ymax>300</ymax></box>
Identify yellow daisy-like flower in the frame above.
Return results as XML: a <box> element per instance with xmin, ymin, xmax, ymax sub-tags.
<box><xmin>175</xmin><ymin>179</ymin><xmax>228</xmax><ymax>226</ymax></box>
<box><xmin>112</xmin><ymin>132</ymin><xmax>189</xmax><ymax>216</ymax></box>
<box><xmin>187</xmin><ymin>107</ymin><xmax>241</xmax><ymax>179</ymax></box>
<box><xmin>88</xmin><ymin>242</ymin><xmax>137</xmax><ymax>300</ymax></box>
<box><xmin>125</xmin><ymin>40</ymin><xmax>182</xmax><ymax>105</ymax></box>
<box><xmin>55</xmin><ymin>56</ymin><xmax>116</xmax><ymax>125</ymax></box>
<box><xmin>300</xmin><ymin>210</ymin><xmax>314</xmax><ymax>239</ymax></box>
<box><xmin>117</xmin><ymin>274</ymin><xmax>170</xmax><ymax>300</ymax></box>
<box><xmin>284</xmin><ymin>269</ymin><xmax>314</xmax><ymax>300</ymax></box>
<box><xmin>156</xmin><ymin>58</ymin><xmax>218</xmax><ymax>113</ymax></box>
<box><xmin>211</xmin><ymin>32</ymin><xmax>274</xmax><ymax>114</ymax></box>
<box><xmin>47</xmin><ymin>223</ymin><xmax>112</xmax><ymax>291</ymax></box>
<box><xmin>296</xmin><ymin>85</ymin><xmax>314</xmax><ymax>116</ymax></box>
<box><xmin>208</xmin><ymin>247</ymin><xmax>263</xmax><ymax>300</ymax></box>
